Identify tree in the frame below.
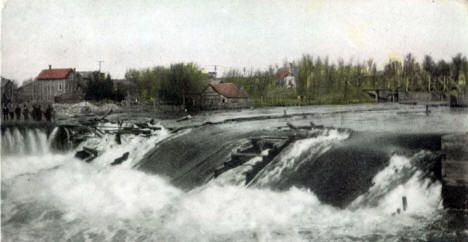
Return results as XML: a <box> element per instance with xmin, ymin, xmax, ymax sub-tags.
<box><xmin>452</xmin><ymin>53</ymin><xmax>465</xmax><ymax>83</ymax></box>
<box><xmin>297</xmin><ymin>55</ymin><xmax>313</xmax><ymax>97</ymax></box>
<box><xmin>367</xmin><ymin>59</ymin><xmax>377</xmax><ymax>89</ymax></box>
<box><xmin>160</xmin><ymin>63</ymin><xmax>209</xmax><ymax>108</ymax></box>
<box><xmin>84</xmin><ymin>72</ymin><xmax>120</xmax><ymax>101</ymax></box>
<box><xmin>422</xmin><ymin>55</ymin><xmax>436</xmax><ymax>91</ymax></box>
<box><xmin>384</xmin><ymin>59</ymin><xmax>402</xmax><ymax>91</ymax></box>
<box><xmin>436</xmin><ymin>60</ymin><xmax>451</xmax><ymax>94</ymax></box>
<box><xmin>403</xmin><ymin>53</ymin><xmax>418</xmax><ymax>91</ymax></box>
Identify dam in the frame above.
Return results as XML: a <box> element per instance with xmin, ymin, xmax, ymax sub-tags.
<box><xmin>1</xmin><ymin>104</ymin><xmax>467</xmax><ymax>241</ymax></box>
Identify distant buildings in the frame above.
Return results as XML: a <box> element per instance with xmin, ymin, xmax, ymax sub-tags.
<box><xmin>1</xmin><ymin>77</ymin><xmax>17</xmax><ymax>104</ymax></box>
<box><xmin>15</xmin><ymin>65</ymin><xmax>87</xmax><ymax>103</ymax></box>
<box><xmin>8</xmin><ymin>65</ymin><xmax>253</xmax><ymax>110</ymax></box>
<box><xmin>277</xmin><ymin>69</ymin><xmax>296</xmax><ymax>88</ymax></box>
<box><xmin>200</xmin><ymin>82</ymin><xmax>252</xmax><ymax>110</ymax></box>
<box><xmin>17</xmin><ymin>81</ymin><xmax>35</xmax><ymax>102</ymax></box>
<box><xmin>14</xmin><ymin>66</ymin><xmax>138</xmax><ymax>104</ymax></box>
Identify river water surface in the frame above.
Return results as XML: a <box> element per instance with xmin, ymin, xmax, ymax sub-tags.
<box><xmin>1</xmin><ymin>104</ymin><xmax>468</xmax><ymax>241</ymax></box>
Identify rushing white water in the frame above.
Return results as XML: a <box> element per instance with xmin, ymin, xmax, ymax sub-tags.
<box><xmin>74</xmin><ymin>124</ymin><xmax>171</xmax><ymax>168</ymax></box>
<box><xmin>350</xmin><ymin>151</ymin><xmax>443</xmax><ymax>214</ymax></box>
<box><xmin>210</xmin><ymin>150</ymin><xmax>267</xmax><ymax>186</ymax></box>
<box><xmin>47</xmin><ymin>127</ymin><xmax>60</xmax><ymax>147</ymax></box>
<box><xmin>1</xmin><ymin>126</ymin><xmax>446</xmax><ymax>241</ymax></box>
<box><xmin>1</xmin><ymin>128</ymin><xmax>50</xmax><ymax>156</ymax></box>
<box><xmin>251</xmin><ymin>128</ymin><xmax>350</xmax><ymax>187</ymax></box>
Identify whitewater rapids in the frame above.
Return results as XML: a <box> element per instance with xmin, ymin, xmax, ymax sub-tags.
<box><xmin>0</xmin><ymin>126</ymin><xmax>456</xmax><ymax>241</ymax></box>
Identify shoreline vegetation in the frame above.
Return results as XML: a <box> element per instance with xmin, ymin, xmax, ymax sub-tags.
<box><xmin>7</xmin><ymin>53</ymin><xmax>468</xmax><ymax>110</ymax></box>
<box><xmin>123</xmin><ymin>53</ymin><xmax>468</xmax><ymax>108</ymax></box>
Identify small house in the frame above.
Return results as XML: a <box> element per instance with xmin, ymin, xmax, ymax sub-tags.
<box><xmin>277</xmin><ymin>69</ymin><xmax>296</xmax><ymax>88</ymax></box>
<box><xmin>200</xmin><ymin>83</ymin><xmax>251</xmax><ymax>110</ymax></box>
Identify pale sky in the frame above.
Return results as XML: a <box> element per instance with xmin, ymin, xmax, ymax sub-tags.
<box><xmin>1</xmin><ymin>0</ymin><xmax>468</xmax><ymax>84</ymax></box>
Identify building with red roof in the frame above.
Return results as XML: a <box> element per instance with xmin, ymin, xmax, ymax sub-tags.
<box><xmin>37</xmin><ymin>68</ymin><xmax>74</xmax><ymax>81</ymax></box>
<box><xmin>200</xmin><ymin>82</ymin><xmax>252</xmax><ymax>110</ymax></box>
<box><xmin>31</xmin><ymin>65</ymin><xmax>83</xmax><ymax>102</ymax></box>
<box><xmin>277</xmin><ymin>68</ymin><xmax>296</xmax><ymax>88</ymax></box>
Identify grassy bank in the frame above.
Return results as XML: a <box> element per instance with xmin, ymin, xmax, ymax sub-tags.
<box><xmin>253</xmin><ymin>97</ymin><xmax>374</xmax><ymax>107</ymax></box>
<box><xmin>251</xmin><ymin>88</ymin><xmax>374</xmax><ymax>107</ymax></box>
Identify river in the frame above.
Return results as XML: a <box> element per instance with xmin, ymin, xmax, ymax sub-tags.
<box><xmin>1</xmin><ymin>104</ymin><xmax>467</xmax><ymax>241</ymax></box>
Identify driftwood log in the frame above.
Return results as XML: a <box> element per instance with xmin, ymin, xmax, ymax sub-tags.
<box><xmin>111</xmin><ymin>152</ymin><xmax>130</xmax><ymax>166</ymax></box>
<box><xmin>68</xmin><ymin>112</ymin><xmax>161</xmax><ymax>164</ymax></box>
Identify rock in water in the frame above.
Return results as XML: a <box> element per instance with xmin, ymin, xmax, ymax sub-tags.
<box><xmin>75</xmin><ymin>147</ymin><xmax>98</xmax><ymax>163</ymax></box>
<box><xmin>111</xmin><ymin>152</ymin><xmax>130</xmax><ymax>166</ymax></box>
<box><xmin>75</xmin><ymin>150</ymin><xmax>91</xmax><ymax>160</ymax></box>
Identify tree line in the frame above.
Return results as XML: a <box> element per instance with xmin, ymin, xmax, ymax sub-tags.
<box><xmin>224</xmin><ymin>53</ymin><xmax>468</xmax><ymax>106</ymax></box>
<box><xmin>95</xmin><ymin>53</ymin><xmax>467</xmax><ymax>107</ymax></box>
<box><xmin>124</xmin><ymin>63</ymin><xmax>209</xmax><ymax>106</ymax></box>
<box><xmin>84</xmin><ymin>72</ymin><xmax>126</xmax><ymax>102</ymax></box>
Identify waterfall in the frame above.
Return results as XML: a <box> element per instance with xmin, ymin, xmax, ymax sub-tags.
<box><xmin>1</xmin><ymin>127</ymin><xmax>54</xmax><ymax>156</ymax></box>
<box><xmin>13</xmin><ymin>128</ymin><xmax>26</xmax><ymax>154</ymax></box>
<box><xmin>47</xmin><ymin>127</ymin><xmax>60</xmax><ymax>147</ymax></box>
<box><xmin>0</xmin><ymin>124</ymin><xmax>451</xmax><ymax>241</ymax></box>
<box><xmin>26</xmin><ymin>129</ymin><xmax>38</xmax><ymax>154</ymax></box>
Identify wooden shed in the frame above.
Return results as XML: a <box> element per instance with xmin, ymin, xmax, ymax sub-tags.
<box><xmin>200</xmin><ymin>83</ymin><xmax>252</xmax><ymax>110</ymax></box>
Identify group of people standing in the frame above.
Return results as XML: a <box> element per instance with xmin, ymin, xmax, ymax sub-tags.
<box><xmin>1</xmin><ymin>102</ymin><xmax>55</xmax><ymax>122</ymax></box>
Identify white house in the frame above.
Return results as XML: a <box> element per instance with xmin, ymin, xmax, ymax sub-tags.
<box><xmin>277</xmin><ymin>69</ymin><xmax>296</xmax><ymax>88</ymax></box>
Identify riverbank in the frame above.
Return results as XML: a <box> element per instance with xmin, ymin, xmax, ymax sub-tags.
<box><xmin>48</xmin><ymin>97</ymin><xmax>454</xmax><ymax>125</ymax></box>
<box><xmin>46</xmin><ymin>103</ymin><xmax>399</xmax><ymax>130</ymax></box>
<box><xmin>4</xmin><ymin>103</ymin><xmax>467</xmax><ymax>135</ymax></box>
<box><xmin>110</xmin><ymin>103</ymin><xmax>466</xmax><ymax>134</ymax></box>
<box><xmin>31</xmin><ymin>103</ymin><xmax>462</xmax><ymax>133</ymax></box>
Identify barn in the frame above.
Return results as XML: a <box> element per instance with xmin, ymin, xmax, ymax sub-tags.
<box><xmin>200</xmin><ymin>83</ymin><xmax>252</xmax><ymax>110</ymax></box>
<box><xmin>34</xmin><ymin>65</ymin><xmax>83</xmax><ymax>102</ymax></box>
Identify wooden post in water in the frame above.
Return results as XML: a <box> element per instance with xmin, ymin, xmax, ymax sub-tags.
<box><xmin>402</xmin><ymin>196</ymin><xmax>407</xmax><ymax>211</ymax></box>
<box><xmin>441</xmin><ymin>133</ymin><xmax>468</xmax><ymax>209</ymax></box>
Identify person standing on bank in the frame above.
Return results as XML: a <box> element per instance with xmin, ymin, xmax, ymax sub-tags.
<box><xmin>31</xmin><ymin>104</ymin><xmax>36</xmax><ymax>121</ymax></box>
<box><xmin>15</xmin><ymin>104</ymin><xmax>22</xmax><ymax>120</ymax></box>
<box><xmin>23</xmin><ymin>103</ymin><xmax>30</xmax><ymax>121</ymax></box>
<box><xmin>45</xmin><ymin>104</ymin><xmax>54</xmax><ymax>122</ymax></box>
<box><xmin>8</xmin><ymin>102</ymin><xmax>15</xmax><ymax>120</ymax></box>
<box><xmin>36</xmin><ymin>104</ymin><xmax>43</xmax><ymax>121</ymax></box>
<box><xmin>2</xmin><ymin>104</ymin><xmax>9</xmax><ymax>120</ymax></box>
<box><xmin>32</xmin><ymin>104</ymin><xmax>42</xmax><ymax>121</ymax></box>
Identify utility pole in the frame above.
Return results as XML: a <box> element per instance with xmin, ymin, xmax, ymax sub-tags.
<box><xmin>98</xmin><ymin>60</ymin><xmax>104</xmax><ymax>73</ymax></box>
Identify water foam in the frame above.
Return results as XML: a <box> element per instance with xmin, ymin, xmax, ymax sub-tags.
<box><xmin>1</xmin><ymin>128</ymin><xmax>63</xmax><ymax>179</ymax></box>
<box><xmin>1</xmin><ymin>124</ymin><xmax>170</xmax><ymax>179</ymax></box>
<box><xmin>75</xmin><ymin>125</ymin><xmax>171</xmax><ymax>168</ymax></box>
<box><xmin>251</xmin><ymin>129</ymin><xmax>350</xmax><ymax>187</ymax></box>
<box><xmin>350</xmin><ymin>152</ymin><xmax>442</xmax><ymax>215</ymax></box>
<box><xmin>1</xmin><ymin>127</ymin><xmax>445</xmax><ymax>241</ymax></box>
<box><xmin>210</xmin><ymin>151</ymin><xmax>266</xmax><ymax>186</ymax></box>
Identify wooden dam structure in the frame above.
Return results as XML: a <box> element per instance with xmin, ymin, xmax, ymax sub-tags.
<box><xmin>441</xmin><ymin>133</ymin><xmax>468</xmax><ymax>209</ymax></box>
<box><xmin>2</xmin><ymin>119</ymin><xmax>468</xmax><ymax>210</ymax></box>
